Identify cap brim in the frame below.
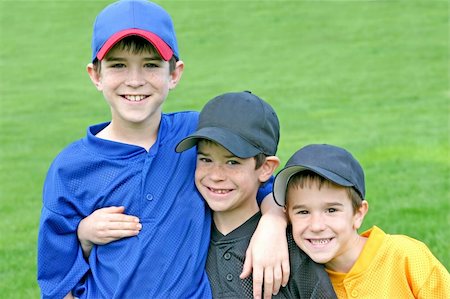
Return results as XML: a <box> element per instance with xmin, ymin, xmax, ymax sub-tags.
<box><xmin>96</xmin><ymin>29</ymin><xmax>173</xmax><ymax>61</ymax></box>
<box><xmin>273</xmin><ymin>165</ymin><xmax>354</xmax><ymax>206</ymax></box>
<box><xmin>175</xmin><ymin>127</ymin><xmax>261</xmax><ymax>158</ymax></box>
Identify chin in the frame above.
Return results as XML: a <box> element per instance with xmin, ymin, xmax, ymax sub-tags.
<box><xmin>310</xmin><ymin>255</ymin><xmax>332</xmax><ymax>265</ymax></box>
<box><xmin>205</xmin><ymin>201</ymin><xmax>229</xmax><ymax>212</ymax></box>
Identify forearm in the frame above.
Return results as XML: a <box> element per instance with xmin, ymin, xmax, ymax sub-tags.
<box><xmin>260</xmin><ymin>193</ymin><xmax>287</xmax><ymax>227</ymax></box>
<box><xmin>243</xmin><ymin>192</ymin><xmax>290</xmax><ymax>299</ymax></box>
<box><xmin>77</xmin><ymin>215</ymin><xmax>95</xmax><ymax>259</ymax></box>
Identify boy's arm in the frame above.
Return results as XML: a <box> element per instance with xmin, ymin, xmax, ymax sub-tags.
<box><xmin>77</xmin><ymin>206</ymin><xmax>142</xmax><ymax>258</ymax></box>
<box><xmin>38</xmin><ymin>205</ymin><xmax>90</xmax><ymax>298</ymax></box>
<box><xmin>241</xmin><ymin>193</ymin><xmax>290</xmax><ymax>299</ymax></box>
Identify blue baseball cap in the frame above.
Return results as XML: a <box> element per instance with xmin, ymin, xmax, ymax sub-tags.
<box><xmin>273</xmin><ymin>144</ymin><xmax>366</xmax><ymax>206</ymax></box>
<box><xmin>91</xmin><ymin>0</ymin><xmax>179</xmax><ymax>62</ymax></box>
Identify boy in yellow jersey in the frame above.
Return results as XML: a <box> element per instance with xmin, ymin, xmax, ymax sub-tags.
<box><xmin>273</xmin><ymin>144</ymin><xmax>450</xmax><ymax>298</ymax></box>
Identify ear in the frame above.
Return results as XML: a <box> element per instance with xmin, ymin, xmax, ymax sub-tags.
<box><xmin>282</xmin><ymin>204</ymin><xmax>293</xmax><ymax>224</ymax></box>
<box><xmin>353</xmin><ymin>200</ymin><xmax>369</xmax><ymax>230</ymax></box>
<box><xmin>168</xmin><ymin>60</ymin><xmax>184</xmax><ymax>90</ymax></box>
<box><xmin>258</xmin><ymin>156</ymin><xmax>280</xmax><ymax>183</ymax></box>
<box><xmin>87</xmin><ymin>63</ymin><xmax>102</xmax><ymax>91</ymax></box>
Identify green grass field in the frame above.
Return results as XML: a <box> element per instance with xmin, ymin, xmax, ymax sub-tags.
<box><xmin>1</xmin><ymin>0</ymin><xmax>448</xmax><ymax>297</ymax></box>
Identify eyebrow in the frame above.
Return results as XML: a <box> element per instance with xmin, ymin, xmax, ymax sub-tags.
<box><xmin>290</xmin><ymin>204</ymin><xmax>308</xmax><ymax>210</ymax></box>
<box><xmin>197</xmin><ymin>150</ymin><xmax>209</xmax><ymax>156</ymax></box>
<box><xmin>325</xmin><ymin>202</ymin><xmax>344</xmax><ymax>207</ymax></box>
<box><xmin>104</xmin><ymin>56</ymin><xmax>162</xmax><ymax>62</ymax></box>
<box><xmin>197</xmin><ymin>150</ymin><xmax>237</xmax><ymax>159</ymax></box>
<box><xmin>290</xmin><ymin>202</ymin><xmax>344</xmax><ymax>210</ymax></box>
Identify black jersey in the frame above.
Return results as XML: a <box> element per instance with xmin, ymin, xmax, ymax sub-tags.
<box><xmin>206</xmin><ymin>212</ymin><xmax>337</xmax><ymax>298</ymax></box>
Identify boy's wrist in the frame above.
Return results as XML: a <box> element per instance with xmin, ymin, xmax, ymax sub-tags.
<box><xmin>260</xmin><ymin>211</ymin><xmax>288</xmax><ymax>229</ymax></box>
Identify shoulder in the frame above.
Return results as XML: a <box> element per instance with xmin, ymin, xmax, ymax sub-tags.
<box><xmin>158</xmin><ymin>111</ymin><xmax>199</xmax><ymax>146</ymax></box>
<box><xmin>164</xmin><ymin>111</ymin><xmax>199</xmax><ymax>127</ymax></box>
<box><xmin>49</xmin><ymin>139</ymin><xmax>86</xmax><ymax>170</ymax></box>
<box><xmin>44</xmin><ymin>123</ymin><xmax>111</xmax><ymax>185</ymax></box>
<box><xmin>381</xmin><ymin>230</ymin><xmax>450</xmax><ymax>295</ymax></box>
<box><xmin>385</xmin><ymin>233</ymin><xmax>438</xmax><ymax>263</ymax></box>
<box><xmin>367</xmin><ymin>226</ymin><xmax>444</xmax><ymax>276</ymax></box>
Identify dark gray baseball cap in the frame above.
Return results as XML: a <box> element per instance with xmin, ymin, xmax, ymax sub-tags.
<box><xmin>175</xmin><ymin>91</ymin><xmax>280</xmax><ymax>158</ymax></box>
<box><xmin>273</xmin><ymin>144</ymin><xmax>365</xmax><ymax>206</ymax></box>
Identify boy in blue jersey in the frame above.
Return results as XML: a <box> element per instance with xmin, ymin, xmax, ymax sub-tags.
<box><xmin>176</xmin><ymin>91</ymin><xmax>337</xmax><ymax>298</ymax></box>
<box><xmin>37</xmin><ymin>1</ymin><xmax>289</xmax><ymax>299</ymax></box>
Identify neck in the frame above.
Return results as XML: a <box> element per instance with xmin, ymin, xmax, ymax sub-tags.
<box><xmin>213</xmin><ymin>200</ymin><xmax>259</xmax><ymax>235</ymax></box>
<box><xmin>96</xmin><ymin>116</ymin><xmax>161</xmax><ymax>151</ymax></box>
<box><xmin>326</xmin><ymin>234</ymin><xmax>367</xmax><ymax>273</ymax></box>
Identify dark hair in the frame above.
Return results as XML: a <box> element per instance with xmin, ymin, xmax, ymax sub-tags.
<box><xmin>254</xmin><ymin>153</ymin><xmax>267</xmax><ymax>170</ymax></box>
<box><xmin>93</xmin><ymin>36</ymin><xmax>177</xmax><ymax>73</ymax></box>
<box><xmin>286</xmin><ymin>170</ymin><xmax>363</xmax><ymax>213</ymax></box>
<box><xmin>197</xmin><ymin>139</ymin><xmax>267</xmax><ymax>170</ymax></box>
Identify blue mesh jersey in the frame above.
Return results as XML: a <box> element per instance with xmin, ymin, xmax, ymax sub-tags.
<box><xmin>37</xmin><ymin>111</ymin><xmax>273</xmax><ymax>299</ymax></box>
<box><xmin>38</xmin><ymin>112</ymin><xmax>213</xmax><ymax>299</ymax></box>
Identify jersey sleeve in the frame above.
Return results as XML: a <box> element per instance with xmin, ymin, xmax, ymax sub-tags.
<box><xmin>414</xmin><ymin>246</ymin><xmax>450</xmax><ymax>298</ymax></box>
<box><xmin>256</xmin><ymin>176</ymin><xmax>274</xmax><ymax>205</ymax></box>
<box><xmin>37</xmin><ymin>158</ymin><xmax>90</xmax><ymax>298</ymax></box>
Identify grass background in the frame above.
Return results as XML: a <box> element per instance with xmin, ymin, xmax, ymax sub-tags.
<box><xmin>1</xmin><ymin>0</ymin><xmax>448</xmax><ymax>297</ymax></box>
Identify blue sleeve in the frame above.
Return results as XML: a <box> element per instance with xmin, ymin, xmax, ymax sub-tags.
<box><xmin>37</xmin><ymin>159</ymin><xmax>90</xmax><ymax>298</ymax></box>
<box><xmin>256</xmin><ymin>176</ymin><xmax>274</xmax><ymax>205</ymax></box>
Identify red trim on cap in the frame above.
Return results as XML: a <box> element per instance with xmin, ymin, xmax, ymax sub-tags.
<box><xmin>97</xmin><ymin>29</ymin><xmax>173</xmax><ymax>61</ymax></box>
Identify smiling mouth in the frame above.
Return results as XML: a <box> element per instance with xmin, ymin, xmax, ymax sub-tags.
<box><xmin>207</xmin><ymin>187</ymin><xmax>233</xmax><ymax>194</ymax></box>
<box><xmin>308</xmin><ymin>238</ymin><xmax>333</xmax><ymax>246</ymax></box>
<box><xmin>122</xmin><ymin>95</ymin><xmax>148</xmax><ymax>102</ymax></box>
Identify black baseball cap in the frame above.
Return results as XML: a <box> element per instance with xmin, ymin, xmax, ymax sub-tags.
<box><xmin>273</xmin><ymin>144</ymin><xmax>365</xmax><ymax>206</ymax></box>
<box><xmin>175</xmin><ymin>91</ymin><xmax>280</xmax><ymax>158</ymax></box>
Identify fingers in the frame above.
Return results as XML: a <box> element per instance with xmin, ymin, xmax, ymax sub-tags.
<box><xmin>281</xmin><ymin>259</ymin><xmax>290</xmax><ymax>287</ymax></box>
<box><xmin>272</xmin><ymin>265</ymin><xmax>282</xmax><ymax>295</ymax></box>
<box><xmin>102</xmin><ymin>214</ymin><xmax>141</xmax><ymax>227</ymax></box>
<box><xmin>99</xmin><ymin>205</ymin><xmax>126</xmax><ymax>213</ymax></box>
<box><xmin>101</xmin><ymin>229</ymin><xmax>140</xmax><ymax>242</ymax></box>
<box><xmin>101</xmin><ymin>221</ymin><xmax>142</xmax><ymax>235</ymax></box>
<box><xmin>97</xmin><ymin>222</ymin><xmax>142</xmax><ymax>236</ymax></box>
<box><xmin>263</xmin><ymin>267</ymin><xmax>274</xmax><ymax>299</ymax></box>
<box><xmin>244</xmin><ymin>253</ymin><xmax>288</xmax><ymax>298</ymax></box>
<box><xmin>95</xmin><ymin>212</ymin><xmax>142</xmax><ymax>243</ymax></box>
<box><xmin>252</xmin><ymin>264</ymin><xmax>263</xmax><ymax>299</ymax></box>
<box><xmin>93</xmin><ymin>206</ymin><xmax>140</xmax><ymax>226</ymax></box>
<box><xmin>80</xmin><ymin>206</ymin><xmax>142</xmax><ymax>245</ymax></box>
<box><xmin>240</xmin><ymin>248</ymin><xmax>252</xmax><ymax>279</ymax></box>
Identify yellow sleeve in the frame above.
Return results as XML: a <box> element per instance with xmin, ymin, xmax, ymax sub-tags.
<box><xmin>417</xmin><ymin>261</ymin><xmax>450</xmax><ymax>299</ymax></box>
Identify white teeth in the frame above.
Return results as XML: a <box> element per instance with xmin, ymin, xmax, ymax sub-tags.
<box><xmin>124</xmin><ymin>95</ymin><xmax>146</xmax><ymax>101</ymax></box>
<box><xmin>310</xmin><ymin>239</ymin><xmax>331</xmax><ymax>245</ymax></box>
<box><xmin>210</xmin><ymin>188</ymin><xmax>230</xmax><ymax>194</ymax></box>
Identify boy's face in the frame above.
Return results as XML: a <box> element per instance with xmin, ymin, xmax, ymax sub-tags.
<box><xmin>87</xmin><ymin>45</ymin><xmax>183</xmax><ymax>127</ymax></box>
<box><xmin>286</xmin><ymin>181</ymin><xmax>367</xmax><ymax>271</ymax></box>
<box><xmin>195</xmin><ymin>141</ymin><xmax>266</xmax><ymax>216</ymax></box>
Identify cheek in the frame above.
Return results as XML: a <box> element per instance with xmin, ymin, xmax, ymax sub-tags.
<box><xmin>194</xmin><ymin>167</ymin><xmax>203</xmax><ymax>182</ymax></box>
<box><xmin>98</xmin><ymin>76</ymin><xmax>118</xmax><ymax>92</ymax></box>
<box><xmin>291</xmin><ymin>223</ymin><xmax>306</xmax><ymax>248</ymax></box>
<box><xmin>289</xmin><ymin>216</ymin><xmax>304</xmax><ymax>235</ymax></box>
<box><xmin>194</xmin><ymin>163</ymin><xmax>209</xmax><ymax>182</ymax></box>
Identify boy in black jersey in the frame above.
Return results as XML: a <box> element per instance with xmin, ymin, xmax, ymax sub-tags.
<box><xmin>176</xmin><ymin>91</ymin><xmax>337</xmax><ymax>298</ymax></box>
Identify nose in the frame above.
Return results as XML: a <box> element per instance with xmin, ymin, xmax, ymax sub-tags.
<box><xmin>208</xmin><ymin>164</ymin><xmax>226</xmax><ymax>181</ymax></box>
<box><xmin>125</xmin><ymin>67</ymin><xmax>145</xmax><ymax>87</ymax></box>
<box><xmin>310</xmin><ymin>213</ymin><xmax>326</xmax><ymax>232</ymax></box>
